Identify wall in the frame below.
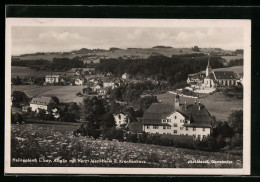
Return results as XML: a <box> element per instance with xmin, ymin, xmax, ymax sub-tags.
<box><xmin>30</xmin><ymin>103</ymin><xmax>48</xmax><ymax>112</ymax></box>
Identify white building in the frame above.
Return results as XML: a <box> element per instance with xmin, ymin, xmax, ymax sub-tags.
<box><xmin>30</xmin><ymin>96</ymin><xmax>56</xmax><ymax>112</ymax></box>
<box><xmin>122</xmin><ymin>73</ymin><xmax>130</xmax><ymax>80</ymax></box>
<box><xmin>114</xmin><ymin>113</ymin><xmax>128</xmax><ymax>127</ymax></box>
<box><xmin>75</xmin><ymin>78</ymin><xmax>83</xmax><ymax>86</ymax></box>
<box><xmin>45</xmin><ymin>75</ymin><xmax>60</xmax><ymax>84</ymax></box>
<box><xmin>103</xmin><ymin>82</ymin><xmax>115</xmax><ymax>88</ymax></box>
<box><xmin>143</xmin><ymin>95</ymin><xmax>212</xmax><ymax>141</ymax></box>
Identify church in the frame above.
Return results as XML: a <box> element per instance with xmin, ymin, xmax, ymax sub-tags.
<box><xmin>186</xmin><ymin>54</ymin><xmax>240</xmax><ymax>88</ymax></box>
<box><xmin>204</xmin><ymin>54</ymin><xmax>239</xmax><ymax>88</ymax></box>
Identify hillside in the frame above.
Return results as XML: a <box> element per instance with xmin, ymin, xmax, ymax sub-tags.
<box><xmin>11</xmin><ymin>123</ymin><xmax>242</xmax><ymax>168</ymax></box>
<box><xmin>13</xmin><ymin>47</ymin><xmax>209</xmax><ymax>61</ymax></box>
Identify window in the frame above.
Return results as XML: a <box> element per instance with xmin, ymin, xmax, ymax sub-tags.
<box><xmin>174</xmin><ymin>130</ymin><xmax>177</xmax><ymax>134</ymax></box>
<box><xmin>153</xmin><ymin>126</ymin><xmax>158</xmax><ymax>129</ymax></box>
<box><xmin>186</xmin><ymin>134</ymin><xmax>188</xmax><ymax>136</ymax></box>
<box><xmin>162</xmin><ymin>119</ymin><xmax>166</xmax><ymax>123</ymax></box>
<box><xmin>203</xmin><ymin>128</ymin><xmax>205</xmax><ymax>131</ymax></box>
<box><xmin>174</xmin><ymin>123</ymin><xmax>177</xmax><ymax>127</ymax></box>
<box><xmin>193</xmin><ymin>127</ymin><xmax>196</xmax><ymax>131</ymax></box>
<box><xmin>163</xmin><ymin>126</ymin><xmax>166</xmax><ymax>130</ymax></box>
<box><xmin>174</xmin><ymin>116</ymin><xmax>177</xmax><ymax>119</ymax></box>
<box><xmin>156</xmin><ymin>132</ymin><xmax>159</xmax><ymax>134</ymax></box>
<box><xmin>203</xmin><ymin>135</ymin><xmax>206</xmax><ymax>139</ymax></box>
<box><xmin>118</xmin><ymin>114</ymin><xmax>121</xmax><ymax>120</ymax></box>
<box><xmin>167</xmin><ymin>126</ymin><xmax>171</xmax><ymax>129</ymax></box>
<box><xmin>186</xmin><ymin>127</ymin><xmax>188</xmax><ymax>131</ymax></box>
<box><xmin>180</xmin><ymin>127</ymin><xmax>183</xmax><ymax>130</ymax></box>
<box><xmin>147</xmin><ymin>125</ymin><xmax>150</xmax><ymax>129</ymax></box>
<box><xmin>167</xmin><ymin>119</ymin><xmax>171</xmax><ymax>122</ymax></box>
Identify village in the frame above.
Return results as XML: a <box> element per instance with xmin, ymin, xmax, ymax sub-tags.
<box><xmin>11</xmin><ymin>52</ymin><xmax>243</xmax><ymax>147</ymax></box>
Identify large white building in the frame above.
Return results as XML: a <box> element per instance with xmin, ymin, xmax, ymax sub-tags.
<box><xmin>45</xmin><ymin>75</ymin><xmax>60</xmax><ymax>84</ymax></box>
<box><xmin>30</xmin><ymin>96</ymin><xmax>56</xmax><ymax>112</ymax></box>
<box><xmin>142</xmin><ymin>95</ymin><xmax>212</xmax><ymax>141</ymax></box>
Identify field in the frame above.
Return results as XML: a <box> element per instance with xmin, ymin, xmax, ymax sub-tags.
<box><xmin>15</xmin><ymin>48</ymin><xmax>197</xmax><ymax>61</ymax></box>
<box><xmin>12</xmin><ymin>85</ymin><xmax>85</xmax><ymax>103</ymax></box>
<box><xmin>11</xmin><ymin>66</ymin><xmax>75</xmax><ymax>78</ymax></box>
<box><xmin>221</xmin><ymin>56</ymin><xmax>243</xmax><ymax>62</ymax></box>
<box><xmin>11</xmin><ymin>123</ymin><xmax>242</xmax><ymax>168</ymax></box>
<box><xmin>157</xmin><ymin>92</ymin><xmax>243</xmax><ymax>121</ymax></box>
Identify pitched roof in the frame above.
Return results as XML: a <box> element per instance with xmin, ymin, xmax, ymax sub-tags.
<box><xmin>213</xmin><ymin>71</ymin><xmax>237</xmax><ymax>80</ymax></box>
<box><xmin>30</xmin><ymin>96</ymin><xmax>56</xmax><ymax>106</ymax></box>
<box><xmin>143</xmin><ymin>102</ymin><xmax>213</xmax><ymax>128</ymax></box>
<box><xmin>205</xmin><ymin>72</ymin><xmax>215</xmax><ymax>80</ymax></box>
<box><xmin>46</xmin><ymin>75</ymin><xmax>59</xmax><ymax>78</ymax></box>
<box><xmin>128</xmin><ymin>122</ymin><xmax>143</xmax><ymax>132</ymax></box>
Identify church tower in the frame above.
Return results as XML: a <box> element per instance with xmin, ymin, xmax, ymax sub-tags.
<box><xmin>206</xmin><ymin>53</ymin><xmax>212</xmax><ymax>77</ymax></box>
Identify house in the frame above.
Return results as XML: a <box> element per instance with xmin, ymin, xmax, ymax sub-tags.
<box><xmin>45</xmin><ymin>75</ymin><xmax>60</xmax><ymax>84</ymax></box>
<box><xmin>122</xmin><ymin>73</ymin><xmax>130</xmax><ymax>80</ymax></box>
<box><xmin>142</xmin><ymin>95</ymin><xmax>213</xmax><ymax>141</ymax></box>
<box><xmin>30</xmin><ymin>96</ymin><xmax>57</xmax><ymax>112</ymax></box>
<box><xmin>187</xmin><ymin>72</ymin><xmax>205</xmax><ymax>85</ymax></box>
<box><xmin>92</xmin><ymin>84</ymin><xmax>101</xmax><ymax>92</ymax></box>
<box><xmin>103</xmin><ymin>81</ymin><xmax>115</xmax><ymax>88</ymax></box>
<box><xmin>114</xmin><ymin>112</ymin><xmax>128</xmax><ymax>127</ymax></box>
<box><xmin>75</xmin><ymin>78</ymin><xmax>83</xmax><ymax>86</ymax></box>
<box><xmin>21</xmin><ymin>104</ymin><xmax>31</xmax><ymax>112</ymax></box>
<box><xmin>98</xmin><ymin>87</ymin><xmax>108</xmax><ymax>96</ymax></box>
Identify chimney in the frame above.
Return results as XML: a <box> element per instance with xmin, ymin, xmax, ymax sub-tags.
<box><xmin>185</xmin><ymin>101</ymin><xmax>187</xmax><ymax>110</ymax></box>
<box><xmin>198</xmin><ymin>102</ymin><xmax>201</xmax><ymax>110</ymax></box>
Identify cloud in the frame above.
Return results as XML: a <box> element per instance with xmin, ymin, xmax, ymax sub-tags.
<box><xmin>39</xmin><ymin>31</ymin><xmax>83</xmax><ymax>40</ymax></box>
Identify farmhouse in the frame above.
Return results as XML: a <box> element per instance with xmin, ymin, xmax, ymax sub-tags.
<box><xmin>142</xmin><ymin>95</ymin><xmax>213</xmax><ymax>141</ymax></box>
<box><xmin>45</xmin><ymin>75</ymin><xmax>60</xmax><ymax>84</ymax></box>
<box><xmin>30</xmin><ymin>96</ymin><xmax>57</xmax><ymax>112</ymax></box>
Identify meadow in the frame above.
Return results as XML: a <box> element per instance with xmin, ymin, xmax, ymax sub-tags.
<box><xmin>12</xmin><ymin>85</ymin><xmax>85</xmax><ymax>103</ymax></box>
<box><xmin>156</xmin><ymin>92</ymin><xmax>243</xmax><ymax>121</ymax></box>
<box><xmin>11</xmin><ymin>123</ymin><xmax>242</xmax><ymax>168</ymax></box>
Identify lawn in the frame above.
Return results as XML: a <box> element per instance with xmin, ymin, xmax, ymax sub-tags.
<box><xmin>12</xmin><ymin>85</ymin><xmax>85</xmax><ymax>103</ymax></box>
<box><xmin>11</xmin><ymin>123</ymin><xmax>242</xmax><ymax>168</ymax></box>
<box><xmin>156</xmin><ymin>92</ymin><xmax>243</xmax><ymax>121</ymax></box>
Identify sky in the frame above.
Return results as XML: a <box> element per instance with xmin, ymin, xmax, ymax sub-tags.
<box><xmin>11</xmin><ymin>26</ymin><xmax>244</xmax><ymax>55</ymax></box>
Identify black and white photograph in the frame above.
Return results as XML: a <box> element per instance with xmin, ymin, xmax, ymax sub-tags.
<box><xmin>5</xmin><ymin>18</ymin><xmax>251</xmax><ymax>175</ymax></box>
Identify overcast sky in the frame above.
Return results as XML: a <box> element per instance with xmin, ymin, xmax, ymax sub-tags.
<box><xmin>11</xmin><ymin>27</ymin><xmax>244</xmax><ymax>55</ymax></box>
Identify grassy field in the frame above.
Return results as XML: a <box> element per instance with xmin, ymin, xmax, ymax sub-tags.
<box><xmin>213</xmin><ymin>66</ymin><xmax>243</xmax><ymax>75</ymax></box>
<box><xmin>12</xmin><ymin>85</ymin><xmax>85</xmax><ymax>103</ymax></box>
<box><xmin>157</xmin><ymin>92</ymin><xmax>243</xmax><ymax>121</ymax></box>
<box><xmin>221</xmin><ymin>56</ymin><xmax>243</xmax><ymax>62</ymax></box>
<box><xmin>12</xmin><ymin>66</ymin><xmax>75</xmax><ymax>78</ymax></box>
<box><xmin>11</xmin><ymin>123</ymin><xmax>242</xmax><ymax>168</ymax></box>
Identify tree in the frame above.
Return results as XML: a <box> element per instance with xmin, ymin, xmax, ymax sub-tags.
<box><xmin>228</xmin><ymin>109</ymin><xmax>243</xmax><ymax>135</ymax></box>
<box><xmin>192</xmin><ymin>46</ymin><xmax>200</xmax><ymax>52</ymax></box>
<box><xmin>12</xmin><ymin>91</ymin><xmax>28</xmax><ymax>105</ymax></box>
<box><xmin>51</xmin><ymin>96</ymin><xmax>60</xmax><ymax>104</ymax></box>
<box><xmin>101</xmin><ymin>112</ymin><xmax>116</xmax><ymax>128</ymax></box>
<box><xmin>11</xmin><ymin>76</ymin><xmax>22</xmax><ymax>85</ymax></box>
<box><xmin>13</xmin><ymin>113</ymin><xmax>23</xmax><ymax>124</ymax></box>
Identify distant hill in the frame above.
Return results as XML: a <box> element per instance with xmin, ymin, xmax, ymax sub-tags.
<box><xmin>152</xmin><ymin>45</ymin><xmax>173</xmax><ymax>49</ymax></box>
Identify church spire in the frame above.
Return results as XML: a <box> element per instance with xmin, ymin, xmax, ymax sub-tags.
<box><xmin>206</xmin><ymin>53</ymin><xmax>212</xmax><ymax>76</ymax></box>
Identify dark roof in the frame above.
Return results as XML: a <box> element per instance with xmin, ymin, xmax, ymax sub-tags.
<box><xmin>143</xmin><ymin>102</ymin><xmax>212</xmax><ymax>128</ymax></box>
<box><xmin>213</xmin><ymin>71</ymin><xmax>237</xmax><ymax>80</ymax></box>
<box><xmin>128</xmin><ymin>122</ymin><xmax>143</xmax><ymax>132</ymax></box>
<box><xmin>179</xmin><ymin>104</ymin><xmax>212</xmax><ymax>127</ymax></box>
<box><xmin>205</xmin><ymin>72</ymin><xmax>215</xmax><ymax>80</ymax></box>
<box><xmin>143</xmin><ymin>103</ymin><xmax>174</xmax><ymax>121</ymax></box>
<box><xmin>30</xmin><ymin>96</ymin><xmax>56</xmax><ymax>106</ymax></box>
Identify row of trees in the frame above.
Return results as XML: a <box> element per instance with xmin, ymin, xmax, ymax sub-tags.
<box><xmin>96</xmin><ymin>55</ymin><xmax>224</xmax><ymax>85</ymax></box>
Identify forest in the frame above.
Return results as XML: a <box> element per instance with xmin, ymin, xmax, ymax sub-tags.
<box><xmin>96</xmin><ymin>55</ymin><xmax>224</xmax><ymax>85</ymax></box>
